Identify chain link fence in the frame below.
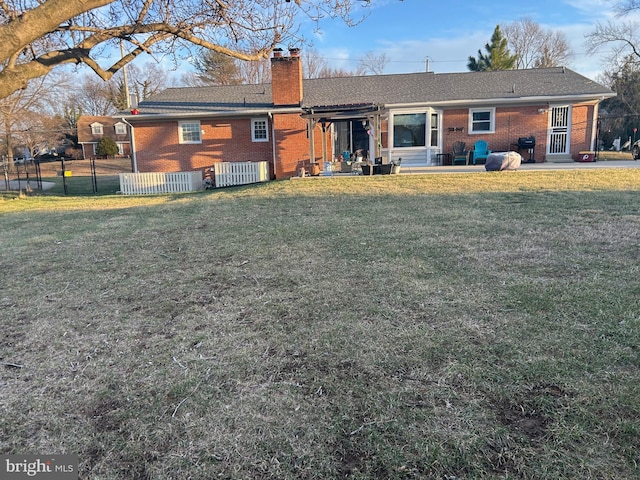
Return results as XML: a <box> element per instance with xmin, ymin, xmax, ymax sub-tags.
<box><xmin>1</xmin><ymin>157</ymin><xmax>133</xmax><ymax>195</ymax></box>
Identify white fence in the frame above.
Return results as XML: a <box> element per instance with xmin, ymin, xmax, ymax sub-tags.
<box><xmin>119</xmin><ymin>162</ymin><xmax>269</xmax><ymax>194</ymax></box>
<box><xmin>213</xmin><ymin>161</ymin><xmax>269</xmax><ymax>188</ymax></box>
<box><xmin>119</xmin><ymin>171</ymin><xmax>203</xmax><ymax>195</ymax></box>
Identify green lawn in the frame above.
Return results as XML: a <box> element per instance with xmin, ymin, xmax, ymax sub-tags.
<box><xmin>1</xmin><ymin>170</ymin><xmax>639</xmax><ymax>479</ymax></box>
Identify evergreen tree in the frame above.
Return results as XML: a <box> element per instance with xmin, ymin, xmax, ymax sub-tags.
<box><xmin>96</xmin><ymin>137</ymin><xmax>120</xmax><ymax>157</ymax></box>
<box><xmin>194</xmin><ymin>50</ymin><xmax>242</xmax><ymax>85</ymax></box>
<box><xmin>468</xmin><ymin>25</ymin><xmax>518</xmax><ymax>71</ymax></box>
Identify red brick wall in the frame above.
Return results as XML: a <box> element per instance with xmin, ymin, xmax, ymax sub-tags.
<box><xmin>270</xmin><ymin>55</ymin><xmax>303</xmax><ymax>106</ymax></box>
<box><xmin>441</xmin><ymin>104</ymin><xmax>596</xmax><ymax>162</ymax></box>
<box><xmin>570</xmin><ymin>104</ymin><xmax>593</xmax><ymax>155</ymax></box>
<box><xmin>442</xmin><ymin>106</ymin><xmax>546</xmax><ymax>162</ymax></box>
<box><xmin>134</xmin><ymin>118</ymin><xmax>273</xmax><ymax>174</ymax></box>
<box><xmin>272</xmin><ymin>114</ymin><xmax>328</xmax><ymax>178</ymax></box>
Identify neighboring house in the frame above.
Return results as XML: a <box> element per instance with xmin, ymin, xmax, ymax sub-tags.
<box><xmin>120</xmin><ymin>49</ymin><xmax>615</xmax><ymax>179</ymax></box>
<box><xmin>77</xmin><ymin>116</ymin><xmax>132</xmax><ymax>159</ymax></box>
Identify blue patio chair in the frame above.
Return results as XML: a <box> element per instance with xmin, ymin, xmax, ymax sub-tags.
<box><xmin>471</xmin><ymin>140</ymin><xmax>491</xmax><ymax>165</ymax></box>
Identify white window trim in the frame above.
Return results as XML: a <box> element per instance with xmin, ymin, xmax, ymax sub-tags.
<box><xmin>114</xmin><ymin>122</ymin><xmax>127</xmax><ymax>135</ymax></box>
<box><xmin>178</xmin><ymin>120</ymin><xmax>202</xmax><ymax>144</ymax></box>
<box><xmin>390</xmin><ymin>109</ymin><xmax>429</xmax><ymax>149</ymax></box>
<box><xmin>430</xmin><ymin>111</ymin><xmax>442</xmax><ymax>148</ymax></box>
<box><xmin>90</xmin><ymin>123</ymin><xmax>104</xmax><ymax>135</ymax></box>
<box><xmin>468</xmin><ymin>107</ymin><xmax>496</xmax><ymax>134</ymax></box>
<box><xmin>251</xmin><ymin>118</ymin><xmax>269</xmax><ymax>142</ymax></box>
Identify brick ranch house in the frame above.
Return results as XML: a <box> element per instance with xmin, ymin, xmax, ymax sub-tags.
<box><xmin>117</xmin><ymin>49</ymin><xmax>615</xmax><ymax>179</ymax></box>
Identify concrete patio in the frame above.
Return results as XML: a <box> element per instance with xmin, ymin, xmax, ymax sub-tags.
<box><xmin>396</xmin><ymin>159</ymin><xmax>640</xmax><ymax>175</ymax></box>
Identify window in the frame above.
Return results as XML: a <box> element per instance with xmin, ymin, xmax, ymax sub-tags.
<box><xmin>251</xmin><ymin>118</ymin><xmax>269</xmax><ymax>142</ymax></box>
<box><xmin>178</xmin><ymin>121</ymin><xmax>201</xmax><ymax>144</ymax></box>
<box><xmin>393</xmin><ymin>113</ymin><xmax>426</xmax><ymax>148</ymax></box>
<box><xmin>469</xmin><ymin>108</ymin><xmax>495</xmax><ymax>133</ymax></box>
<box><xmin>430</xmin><ymin>113</ymin><xmax>440</xmax><ymax>148</ymax></box>
<box><xmin>114</xmin><ymin>123</ymin><xmax>127</xmax><ymax>135</ymax></box>
<box><xmin>91</xmin><ymin>123</ymin><xmax>103</xmax><ymax>135</ymax></box>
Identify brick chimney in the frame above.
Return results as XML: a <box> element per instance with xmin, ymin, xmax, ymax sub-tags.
<box><xmin>270</xmin><ymin>48</ymin><xmax>303</xmax><ymax>106</ymax></box>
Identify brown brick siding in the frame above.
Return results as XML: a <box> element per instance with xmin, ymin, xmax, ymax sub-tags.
<box><xmin>270</xmin><ymin>56</ymin><xmax>303</xmax><ymax>106</ymax></box>
<box><xmin>134</xmin><ymin>118</ymin><xmax>273</xmax><ymax>174</ymax></box>
<box><xmin>442</xmin><ymin>106</ymin><xmax>545</xmax><ymax>162</ymax></box>
<box><xmin>132</xmin><ymin>102</ymin><xmax>597</xmax><ymax>177</ymax></box>
<box><xmin>569</xmin><ymin>104</ymin><xmax>594</xmax><ymax>156</ymax></box>
<box><xmin>441</xmin><ymin>104</ymin><xmax>596</xmax><ymax>162</ymax></box>
<box><xmin>272</xmin><ymin>114</ymin><xmax>328</xmax><ymax>178</ymax></box>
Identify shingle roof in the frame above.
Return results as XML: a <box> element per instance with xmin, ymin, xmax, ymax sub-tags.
<box><xmin>138</xmin><ymin>84</ymin><xmax>273</xmax><ymax>114</ymax></box>
<box><xmin>132</xmin><ymin>67</ymin><xmax>614</xmax><ymax>117</ymax></box>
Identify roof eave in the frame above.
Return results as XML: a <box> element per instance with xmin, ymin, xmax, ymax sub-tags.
<box><xmin>386</xmin><ymin>93</ymin><xmax>615</xmax><ymax>109</ymax></box>
<box><xmin>117</xmin><ymin>107</ymin><xmax>302</xmax><ymax>121</ymax></box>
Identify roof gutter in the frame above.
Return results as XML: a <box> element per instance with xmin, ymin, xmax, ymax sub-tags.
<box><xmin>118</xmin><ymin>107</ymin><xmax>303</xmax><ymax>122</ymax></box>
<box><xmin>386</xmin><ymin>93</ymin><xmax>616</xmax><ymax>110</ymax></box>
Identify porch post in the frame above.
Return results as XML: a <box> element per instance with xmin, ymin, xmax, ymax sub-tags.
<box><xmin>308</xmin><ymin>118</ymin><xmax>315</xmax><ymax>165</ymax></box>
<box><xmin>321</xmin><ymin>121</ymin><xmax>328</xmax><ymax>166</ymax></box>
<box><xmin>374</xmin><ymin>113</ymin><xmax>382</xmax><ymax>159</ymax></box>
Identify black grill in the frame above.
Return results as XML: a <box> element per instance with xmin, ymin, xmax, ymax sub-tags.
<box><xmin>513</xmin><ymin>136</ymin><xmax>536</xmax><ymax>163</ymax></box>
<box><xmin>517</xmin><ymin>136</ymin><xmax>536</xmax><ymax>148</ymax></box>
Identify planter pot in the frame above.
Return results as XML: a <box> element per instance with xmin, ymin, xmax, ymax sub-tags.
<box><xmin>309</xmin><ymin>164</ymin><xmax>321</xmax><ymax>176</ymax></box>
<box><xmin>378</xmin><ymin>164</ymin><xmax>392</xmax><ymax>175</ymax></box>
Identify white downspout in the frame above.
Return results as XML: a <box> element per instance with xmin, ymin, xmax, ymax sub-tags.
<box><xmin>121</xmin><ymin>118</ymin><xmax>138</xmax><ymax>172</ymax></box>
<box><xmin>269</xmin><ymin>112</ymin><xmax>276</xmax><ymax>178</ymax></box>
<box><xmin>590</xmin><ymin>103</ymin><xmax>599</xmax><ymax>152</ymax></box>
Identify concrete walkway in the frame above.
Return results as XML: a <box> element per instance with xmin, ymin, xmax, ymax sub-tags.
<box><xmin>0</xmin><ymin>179</ymin><xmax>56</xmax><ymax>191</ymax></box>
<box><xmin>397</xmin><ymin>159</ymin><xmax>640</xmax><ymax>175</ymax></box>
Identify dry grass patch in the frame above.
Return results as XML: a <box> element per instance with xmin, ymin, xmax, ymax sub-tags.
<box><xmin>1</xmin><ymin>169</ymin><xmax>640</xmax><ymax>479</ymax></box>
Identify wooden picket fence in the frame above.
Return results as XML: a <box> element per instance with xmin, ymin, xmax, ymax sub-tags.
<box><xmin>212</xmin><ymin>161</ymin><xmax>269</xmax><ymax>188</ymax></box>
<box><xmin>119</xmin><ymin>171</ymin><xmax>203</xmax><ymax>195</ymax></box>
<box><xmin>118</xmin><ymin>161</ymin><xmax>269</xmax><ymax>194</ymax></box>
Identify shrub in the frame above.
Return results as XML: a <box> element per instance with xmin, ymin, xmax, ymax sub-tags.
<box><xmin>95</xmin><ymin>137</ymin><xmax>119</xmax><ymax>157</ymax></box>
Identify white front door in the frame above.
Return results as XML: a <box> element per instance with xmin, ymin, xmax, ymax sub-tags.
<box><xmin>547</xmin><ymin>106</ymin><xmax>571</xmax><ymax>156</ymax></box>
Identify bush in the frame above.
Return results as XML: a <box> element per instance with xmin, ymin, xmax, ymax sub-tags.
<box><xmin>95</xmin><ymin>137</ymin><xmax>119</xmax><ymax>157</ymax></box>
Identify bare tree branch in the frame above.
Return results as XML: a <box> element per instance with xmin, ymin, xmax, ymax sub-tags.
<box><xmin>0</xmin><ymin>0</ymin><xmax>384</xmax><ymax>99</ymax></box>
<box><xmin>585</xmin><ymin>20</ymin><xmax>640</xmax><ymax>67</ymax></box>
<box><xmin>503</xmin><ymin>17</ymin><xmax>572</xmax><ymax>69</ymax></box>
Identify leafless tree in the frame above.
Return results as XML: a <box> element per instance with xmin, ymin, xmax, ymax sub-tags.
<box><xmin>64</xmin><ymin>62</ymin><xmax>170</xmax><ymax>115</ymax></box>
<box><xmin>71</xmin><ymin>77</ymin><xmax>116</xmax><ymax>116</ymax></box>
<box><xmin>316</xmin><ymin>65</ymin><xmax>359</xmax><ymax>77</ymax></box>
<box><xmin>303</xmin><ymin>48</ymin><xmax>329</xmax><ymax>79</ymax></box>
<box><xmin>613</xmin><ymin>0</ymin><xmax>640</xmax><ymax>15</ymax></box>
<box><xmin>0</xmin><ymin>0</ymin><xmax>381</xmax><ymax>99</ymax></box>
<box><xmin>586</xmin><ymin>0</ymin><xmax>640</xmax><ymax>70</ymax></box>
<box><xmin>238</xmin><ymin>58</ymin><xmax>272</xmax><ymax>85</ymax></box>
<box><xmin>0</xmin><ymin>74</ymin><xmax>67</xmax><ymax>161</ymax></box>
<box><xmin>16</xmin><ymin>113</ymin><xmax>71</xmax><ymax>159</ymax></box>
<box><xmin>125</xmin><ymin>63</ymin><xmax>170</xmax><ymax>104</ymax></box>
<box><xmin>503</xmin><ymin>17</ymin><xmax>572</xmax><ymax>69</ymax></box>
<box><xmin>302</xmin><ymin>48</ymin><xmax>371</xmax><ymax>78</ymax></box>
<box><xmin>358</xmin><ymin>51</ymin><xmax>389</xmax><ymax>75</ymax></box>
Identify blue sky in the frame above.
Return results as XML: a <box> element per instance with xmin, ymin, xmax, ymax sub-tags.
<box><xmin>299</xmin><ymin>0</ymin><xmax>622</xmax><ymax>80</ymax></box>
